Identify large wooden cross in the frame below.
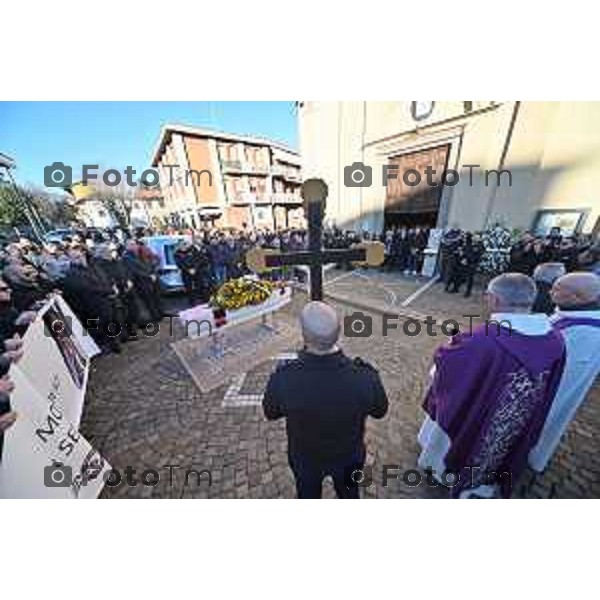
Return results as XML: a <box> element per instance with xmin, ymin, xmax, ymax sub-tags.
<box><xmin>246</xmin><ymin>178</ymin><xmax>384</xmax><ymax>300</ymax></box>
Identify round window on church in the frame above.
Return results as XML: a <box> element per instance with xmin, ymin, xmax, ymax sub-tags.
<box><xmin>411</xmin><ymin>101</ymin><xmax>435</xmax><ymax>121</ymax></box>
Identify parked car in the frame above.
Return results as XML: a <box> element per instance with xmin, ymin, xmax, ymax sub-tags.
<box><xmin>142</xmin><ymin>234</ymin><xmax>191</xmax><ymax>293</ymax></box>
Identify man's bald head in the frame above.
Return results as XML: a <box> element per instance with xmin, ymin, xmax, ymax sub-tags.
<box><xmin>551</xmin><ymin>272</ymin><xmax>600</xmax><ymax>310</ymax></box>
<box><xmin>300</xmin><ymin>301</ymin><xmax>340</xmax><ymax>354</ymax></box>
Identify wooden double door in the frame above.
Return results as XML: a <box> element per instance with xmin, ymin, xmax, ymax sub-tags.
<box><xmin>384</xmin><ymin>144</ymin><xmax>450</xmax><ymax>228</ymax></box>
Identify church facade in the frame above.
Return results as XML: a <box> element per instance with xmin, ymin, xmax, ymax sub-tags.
<box><xmin>298</xmin><ymin>101</ymin><xmax>600</xmax><ymax>237</ymax></box>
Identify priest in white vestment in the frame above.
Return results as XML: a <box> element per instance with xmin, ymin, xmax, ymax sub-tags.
<box><xmin>529</xmin><ymin>272</ymin><xmax>600</xmax><ymax>472</ymax></box>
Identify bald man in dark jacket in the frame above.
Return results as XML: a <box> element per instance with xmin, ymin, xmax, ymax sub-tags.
<box><xmin>263</xmin><ymin>302</ymin><xmax>388</xmax><ymax>499</ymax></box>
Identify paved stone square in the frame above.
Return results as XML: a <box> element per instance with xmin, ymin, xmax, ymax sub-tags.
<box><xmin>323</xmin><ymin>267</ymin><xmax>425</xmax><ymax>310</ymax></box>
<box><xmin>81</xmin><ymin>272</ymin><xmax>600</xmax><ymax>499</ymax></box>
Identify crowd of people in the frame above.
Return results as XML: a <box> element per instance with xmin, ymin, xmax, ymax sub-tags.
<box><xmin>435</xmin><ymin>225</ymin><xmax>599</xmax><ymax>299</ymax></box>
<box><xmin>0</xmin><ymin>222</ymin><xmax>594</xmax><ymax>352</ymax></box>
<box><xmin>0</xmin><ymin>228</ymin><xmax>179</xmax><ymax>448</ymax></box>
<box><xmin>0</xmin><ymin>234</ymin><xmax>170</xmax><ymax>357</ymax></box>
<box><xmin>171</xmin><ymin>228</ymin><xmax>306</xmax><ymax>304</ymax></box>
<box><xmin>0</xmin><ymin>225</ymin><xmax>315</xmax><ymax>359</ymax></box>
<box><xmin>1</xmin><ymin>220</ymin><xmax>599</xmax><ymax>499</ymax></box>
<box><xmin>507</xmin><ymin>228</ymin><xmax>597</xmax><ymax>274</ymax></box>
<box><xmin>167</xmin><ymin>226</ymin><xmax>387</xmax><ymax>303</ymax></box>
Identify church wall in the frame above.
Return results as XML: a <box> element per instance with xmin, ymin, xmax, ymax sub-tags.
<box><xmin>488</xmin><ymin>102</ymin><xmax>600</xmax><ymax>234</ymax></box>
<box><xmin>488</xmin><ymin>102</ymin><xmax>555</xmax><ymax>231</ymax></box>
<box><xmin>298</xmin><ymin>101</ymin><xmax>600</xmax><ymax>235</ymax></box>
<box><xmin>529</xmin><ymin>102</ymin><xmax>600</xmax><ymax>234</ymax></box>
<box><xmin>337</xmin><ymin>102</ymin><xmax>370</xmax><ymax>231</ymax></box>
<box><xmin>300</xmin><ymin>102</ymin><xmax>345</xmax><ymax>228</ymax></box>
<box><xmin>444</xmin><ymin>102</ymin><xmax>517</xmax><ymax>231</ymax></box>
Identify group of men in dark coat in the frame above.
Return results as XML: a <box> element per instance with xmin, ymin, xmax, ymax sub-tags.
<box><xmin>60</xmin><ymin>239</ymin><xmax>168</xmax><ymax>353</ymax></box>
<box><xmin>440</xmin><ymin>226</ymin><xmax>595</xmax><ymax>300</ymax></box>
<box><xmin>174</xmin><ymin>240</ymin><xmax>213</xmax><ymax>305</ymax></box>
<box><xmin>382</xmin><ymin>226</ymin><xmax>430</xmax><ymax>274</ymax></box>
<box><xmin>443</xmin><ymin>232</ymin><xmax>486</xmax><ymax>297</ymax></box>
<box><xmin>0</xmin><ymin>235</ymin><xmax>169</xmax><ymax>355</ymax></box>
<box><xmin>508</xmin><ymin>229</ymin><xmax>582</xmax><ymax>275</ymax></box>
<box><xmin>172</xmin><ymin>229</ymin><xmax>308</xmax><ymax>303</ymax></box>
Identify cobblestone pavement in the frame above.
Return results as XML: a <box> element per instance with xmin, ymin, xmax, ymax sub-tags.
<box><xmin>81</xmin><ymin>272</ymin><xmax>600</xmax><ymax>499</ymax></box>
<box><xmin>323</xmin><ymin>267</ymin><xmax>425</xmax><ymax>310</ymax></box>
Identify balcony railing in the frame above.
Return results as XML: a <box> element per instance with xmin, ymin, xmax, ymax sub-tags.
<box><xmin>270</xmin><ymin>192</ymin><xmax>302</xmax><ymax>204</ymax></box>
<box><xmin>232</xmin><ymin>191</ymin><xmax>268</xmax><ymax>204</ymax></box>
<box><xmin>222</xmin><ymin>160</ymin><xmax>270</xmax><ymax>174</ymax></box>
<box><xmin>271</xmin><ymin>165</ymin><xmax>301</xmax><ymax>180</ymax></box>
<box><xmin>222</xmin><ymin>160</ymin><xmax>300</xmax><ymax>178</ymax></box>
<box><xmin>222</xmin><ymin>159</ymin><xmax>243</xmax><ymax>172</ymax></box>
<box><xmin>231</xmin><ymin>191</ymin><xmax>301</xmax><ymax>204</ymax></box>
<box><xmin>247</xmin><ymin>163</ymin><xmax>270</xmax><ymax>174</ymax></box>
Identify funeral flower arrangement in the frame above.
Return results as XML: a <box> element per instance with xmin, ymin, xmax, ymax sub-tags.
<box><xmin>209</xmin><ymin>277</ymin><xmax>278</xmax><ymax>311</ymax></box>
<box><xmin>479</xmin><ymin>223</ymin><xmax>514</xmax><ymax>275</ymax></box>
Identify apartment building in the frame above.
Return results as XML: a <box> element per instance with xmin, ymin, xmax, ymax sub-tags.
<box><xmin>151</xmin><ymin>124</ymin><xmax>303</xmax><ymax>230</ymax></box>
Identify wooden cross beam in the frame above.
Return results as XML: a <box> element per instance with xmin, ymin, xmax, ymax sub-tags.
<box><xmin>246</xmin><ymin>178</ymin><xmax>384</xmax><ymax>301</ymax></box>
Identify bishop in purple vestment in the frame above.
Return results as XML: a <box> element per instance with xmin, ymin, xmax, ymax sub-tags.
<box><xmin>418</xmin><ymin>273</ymin><xmax>565</xmax><ymax>498</ymax></box>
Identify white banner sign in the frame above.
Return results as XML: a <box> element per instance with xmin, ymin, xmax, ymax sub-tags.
<box><xmin>0</xmin><ymin>296</ymin><xmax>110</xmax><ymax>499</ymax></box>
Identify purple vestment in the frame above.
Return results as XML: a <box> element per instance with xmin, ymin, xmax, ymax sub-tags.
<box><xmin>554</xmin><ymin>316</ymin><xmax>600</xmax><ymax>331</ymax></box>
<box><xmin>423</xmin><ymin>324</ymin><xmax>565</xmax><ymax>497</ymax></box>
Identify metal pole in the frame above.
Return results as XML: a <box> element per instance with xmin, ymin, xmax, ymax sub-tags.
<box><xmin>307</xmin><ymin>200</ymin><xmax>323</xmax><ymax>301</ymax></box>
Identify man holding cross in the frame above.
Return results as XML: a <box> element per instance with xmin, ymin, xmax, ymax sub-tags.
<box><xmin>250</xmin><ymin>179</ymin><xmax>388</xmax><ymax>498</ymax></box>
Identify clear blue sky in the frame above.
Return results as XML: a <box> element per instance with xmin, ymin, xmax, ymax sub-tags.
<box><xmin>0</xmin><ymin>101</ymin><xmax>298</xmax><ymax>188</ymax></box>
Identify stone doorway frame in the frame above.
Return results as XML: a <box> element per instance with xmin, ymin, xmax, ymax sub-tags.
<box><xmin>371</xmin><ymin>124</ymin><xmax>465</xmax><ymax>229</ymax></box>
